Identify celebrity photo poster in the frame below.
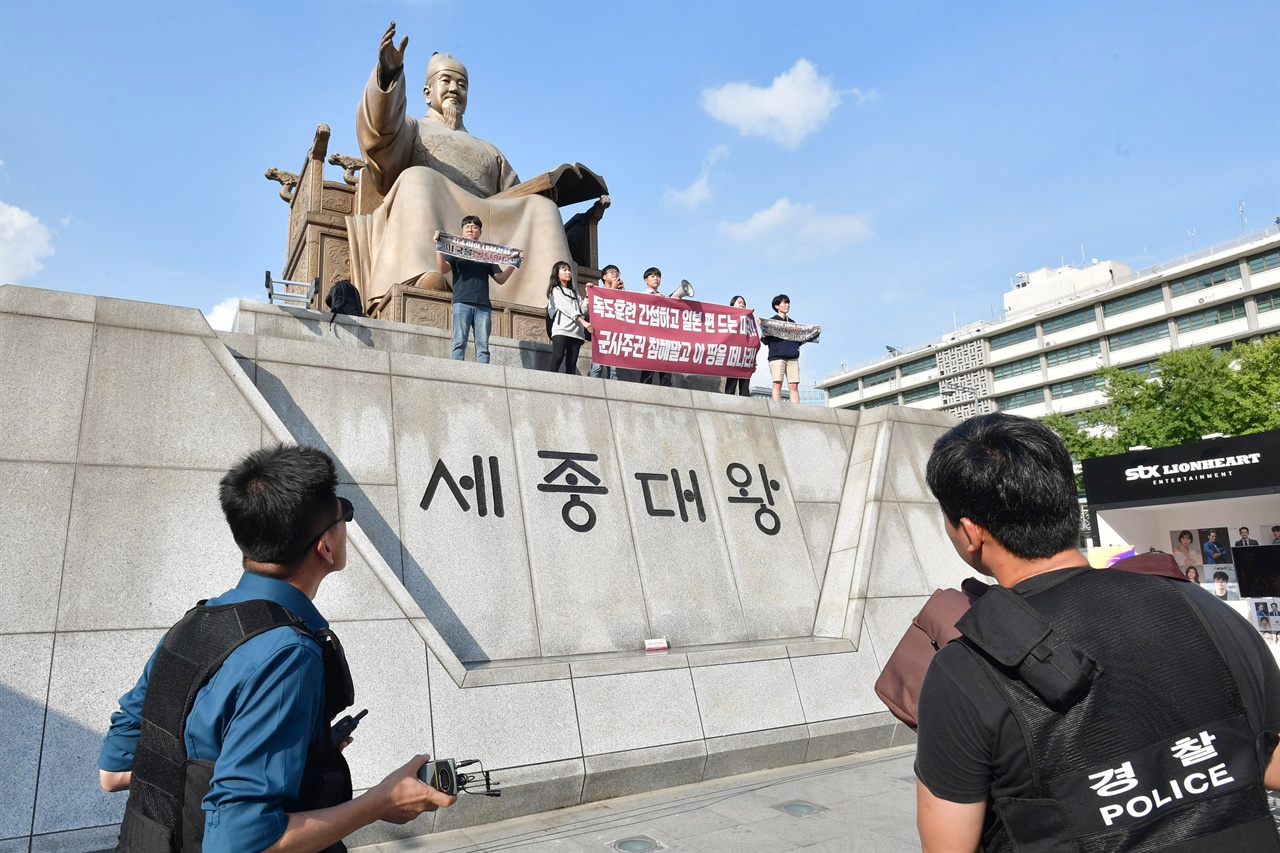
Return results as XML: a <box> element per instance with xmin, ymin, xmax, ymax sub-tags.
<box><xmin>1204</xmin><ymin>565</ymin><xmax>1239</xmax><ymax>601</ymax></box>
<box><xmin>1241</xmin><ymin>521</ymin><xmax>1280</xmax><ymax>547</ymax></box>
<box><xmin>1233</xmin><ymin>524</ymin><xmax>1264</xmax><ymax>548</ymax></box>
<box><xmin>1197</xmin><ymin>527</ymin><xmax>1232</xmax><ymax>566</ymax></box>
<box><xmin>1169</xmin><ymin>529</ymin><xmax>1201</xmax><ymax>579</ymax></box>
<box><xmin>1252</xmin><ymin>600</ymin><xmax>1279</xmax><ymax>632</ymax></box>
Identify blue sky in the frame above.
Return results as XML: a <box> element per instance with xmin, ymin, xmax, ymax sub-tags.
<box><xmin>2</xmin><ymin>1</ymin><xmax>1277</xmax><ymax>386</ymax></box>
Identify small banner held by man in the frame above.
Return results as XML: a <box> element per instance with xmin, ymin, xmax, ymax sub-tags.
<box><xmin>758</xmin><ymin>317</ymin><xmax>822</xmax><ymax>344</ymax></box>
<box><xmin>435</xmin><ymin>232</ymin><xmax>524</xmax><ymax>268</ymax></box>
<box><xmin>588</xmin><ymin>288</ymin><xmax>761</xmax><ymax>377</ymax></box>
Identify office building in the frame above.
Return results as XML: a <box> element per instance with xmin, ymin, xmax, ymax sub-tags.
<box><xmin>818</xmin><ymin>226</ymin><xmax>1280</xmax><ymax>419</ymax></box>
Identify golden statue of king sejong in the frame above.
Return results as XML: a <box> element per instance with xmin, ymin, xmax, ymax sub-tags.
<box><xmin>348</xmin><ymin>22</ymin><xmax>577</xmax><ymax>310</ymax></box>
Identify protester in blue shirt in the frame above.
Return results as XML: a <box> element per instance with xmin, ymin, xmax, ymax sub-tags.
<box><xmin>99</xmin><ymin>445</ymin><xmax>454</xmax><ymax>852</ymax></box>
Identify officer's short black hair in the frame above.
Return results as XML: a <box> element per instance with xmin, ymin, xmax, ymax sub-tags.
<box><xmin>460</xmin><ymin>215</ymin><xmax>483</xmax><ymax>230</ymax></box>
<box><xmin>219</xmin><ymin>445</ymin><xmax>338</xmax><ymax>573</ymax></box>
<box><xmin>926</xmin><ymin>413</ymin><xmax>1080</xmax><ymax>560</ymax></box>
<box><xmin>772</xmin><ymin>293</ymin><xmax>790</xmax><ymax>310</ymax></box>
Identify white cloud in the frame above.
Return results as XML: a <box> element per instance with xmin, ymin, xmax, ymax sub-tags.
<box><xmin>718</xmin><ymin>198</ymin><xmax>873</xmax><ymax>252</ymax></box>
<box><xmin>204</xmin><ymin>296</ymin><xmax>248</xmax><ymax>331</ymax></box>
<box><xmin>0</xmin><ymin>201</ymin><xmax>55</xmax><ymax>282</ymax></box>
<box><xmin>663</xmin><ymin>145</ymin><xmax>729</xmax><ymax>209</ymax></box>
<box><xmin>702</xmin><ymin>60</ymin><xmax>852</xmax><ymax>150</ymax></box>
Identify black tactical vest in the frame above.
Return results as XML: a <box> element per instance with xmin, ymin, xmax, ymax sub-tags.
<box><xmin>957</xmin><ymin>568</ymin><xmax>1279</xmax><ymax>853</ymax></box>
<box><xmin>116</xmin><ymin>599</ymin><xmax>354</xmax><ymax>853</ymax></box>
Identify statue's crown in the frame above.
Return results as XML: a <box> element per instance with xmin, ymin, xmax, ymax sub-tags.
<box><xmin>426</xmin><ymin>52</ymin><xmax>468</xmax><ymax>84</ymax></box>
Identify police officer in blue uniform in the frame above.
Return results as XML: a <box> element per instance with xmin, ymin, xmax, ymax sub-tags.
<box><xmin>99</xmin><ymin>445</ymin><xmax>455</xmax><ymax>852</ymax></box>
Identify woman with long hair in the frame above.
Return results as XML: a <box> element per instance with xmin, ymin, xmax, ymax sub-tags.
<box><xmin>723</xmin><ymin>295</ymin><xmax>755</xmax><ymax>396</ymax></box>
<box><xmin>546</xmin><ymin>261</ymin><xmax>591</xmax><ymax>374</ymax></box>
<box><xmin>1185</xmin><ymin>565</ymin><xmax>1200</xmax><ymax>584</ymax></box>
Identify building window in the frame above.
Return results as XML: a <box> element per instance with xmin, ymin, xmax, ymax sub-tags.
<box><xmin>1102</xmin><ymin>285</ymin><xmax>1163</xmax><ymax>317</ymax></box>
<box><xmin>1169</xmin><ymin>262</ymin><xmax>1242</xmax><ymax>297</ymax></box>
<box><xmin>1042</xmin><ymin>307</ymin><xmax>1096</xmax><ymax>334</ymax></box>
<box><xmin>1248</xmin><ymin>250</ymin><xmax>1280</xmax><ymax>275</ymax></box>
<box><xmin>863</xmin><ymin>395</ymin><xmax>898</xmax><ymax>409</ymax></box>
<box><xmin>827</xmin><ymin>379</ymin><xmax>859</xmax><ymax>397</ymax></box>
<box><xmin>864</xmin><ymin>368</ymin><xmax>895</xmax><ymax>388</ymax></box>
<box><xmin>989</xmin><ymin>324</ymin><xmax>1037</xmax><ymax>350</ymax></box>
<box><xmin>1108</xmin><ymin>322</ymin><xmax>1170</xmax><ymax>351</ymax></box>
<box><xmin>1176</xmin><ymin>299</ymin><xmax>1247</xmax><ymax>334</ymax></box>
<box><xmin>991</xmin><ymin>355</ymin><xmax>1041</xmax><ymax>380</ymax></box>
<box><xmin>1050</xmin><ymin>375</ymin><xmax>1104</xmax><ymax>399</ymax></box>
<box><xmin>1257</xmin><ymin>290</ymin><xmax>1279</xmax><ymax>314</ymax></box>
<box><xmin>995</xmin><ymin>388</ymin><xmax>1045</xmax><ymax>411</ymax></box>
<box><xmin>1045</xmin><ymin>339</ymin><xmax>1102</xmax><ymax>367</ymax></box>
<box><xmin>1123</xmin><ymin>360</ymin><xmax>1159</xmax><ymax>377</ymax></box>
<box><xmin>900</xmin><ymin>354</ymin><xmax>937</xmax><ymax>376</ymax></box>
<box><xmin>902</xmin><ymin>383</ymin><xmax>939</xmax><ymax>403</ymax></box>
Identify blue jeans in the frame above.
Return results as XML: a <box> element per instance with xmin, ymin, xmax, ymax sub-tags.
<box><xmin>451</xmin><ymin>302</ymin><xmax>492</xmax><ymax>363</ymax></box>
<box><xmin>589</xmin><ymin>362</ymin><xmax>619</xmax><ymax>380</ymax></box>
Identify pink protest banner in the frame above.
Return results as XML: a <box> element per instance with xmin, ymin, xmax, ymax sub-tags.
<box><xmin>587</xmin><ymin>287</ymin><xmax>761</xmax><ymax>377</ymax></box>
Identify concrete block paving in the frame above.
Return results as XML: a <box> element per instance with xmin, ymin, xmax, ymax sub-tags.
<box><xmin>355</xmin><ymin>746</ymin><xmax>920</xmax><ymax>853</ymax></box>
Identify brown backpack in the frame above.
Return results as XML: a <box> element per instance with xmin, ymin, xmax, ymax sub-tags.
<box><xmin>873</xmin><ymin>553</ymin><xmax>1188</xmax><ymax>729</ymax></box>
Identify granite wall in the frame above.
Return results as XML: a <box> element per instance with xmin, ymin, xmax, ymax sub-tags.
<box><xmin>0</xmin><ymin>287</ymin><xmax>974</xmax><ymax>851</ymax></box>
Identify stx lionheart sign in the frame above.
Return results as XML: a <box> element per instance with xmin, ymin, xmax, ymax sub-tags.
<box><xmin>588</xmin><ymin>288</ymin><xmax>761</xmax><ymax>378</ymax></box>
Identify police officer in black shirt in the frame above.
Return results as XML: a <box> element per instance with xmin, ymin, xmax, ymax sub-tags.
<box><xmin>915</xmin><ymin>413</ymin><xmax>1280</xmax><ymax>853</ymax></box>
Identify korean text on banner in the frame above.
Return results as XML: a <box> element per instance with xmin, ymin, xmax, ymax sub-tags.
<box><xmin>435</xmin><ymin>232</ymin><xmax>524</xmax><ymax>268</ymax></box>
<box><xmin>588</xmin><ymin>288</ymin><xmax>761</xmax><ymax>378</ymax></box>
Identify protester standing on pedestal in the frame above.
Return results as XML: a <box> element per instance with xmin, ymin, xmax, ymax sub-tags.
<box><xmin>638</xmin><ymin>267</ymin><xmax>675</xmax><ymax>387</ymax></box>
<box><xmin>434</xmin><ymin>217</ymin><xmax>521</xmax><ymax>364</ymax></box>
<box><xmin>723</xmin><ymin>295</ymin><xmax>755</xmax><ymax>397</ymax></box>
<box><xmin>547</xmin><ymin>261</ymin><xmax>590</xmax><ymax>375</ymax></box>
<box><xmin>761</xmin><ymin>294</ymin><xmax>801</xmax><ymax>404</ymax></box>
<box><xmin>588</xmin><ymin>264</ymin><xmax>622</xmax><ymax>380</ymax></box>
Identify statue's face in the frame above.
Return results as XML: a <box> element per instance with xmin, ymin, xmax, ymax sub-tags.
<box><xmin>426</xmin><ymin>69</ymin><xmax>468</xmax><ymax>116</ymax></box>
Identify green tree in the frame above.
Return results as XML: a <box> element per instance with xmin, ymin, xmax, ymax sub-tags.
<box><xmin>1044</xmin><ymin>337</ymin><xmax>1280</xmax><ymax>459</ymax></box>
<box><xmin>1228</xmin><ymin>334</ymin><xmax>1280</xmax><ymax>434</ymax></box>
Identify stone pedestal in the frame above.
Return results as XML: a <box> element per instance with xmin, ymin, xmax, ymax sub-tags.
<box><xmin>368</xmin><ymin>283</ymin><xmax>553</xmax><ymax>343</ymax></box>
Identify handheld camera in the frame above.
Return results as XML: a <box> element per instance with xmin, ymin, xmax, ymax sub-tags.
<box><xmin>417</xmin><ymin>758</ymin><xmax>501</xmax><ymax>797</ymax></box>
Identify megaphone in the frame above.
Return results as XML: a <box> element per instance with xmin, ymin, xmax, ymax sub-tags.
<box><xmin>669</xmin><ymin>279</ymin><xmax>694</xmax><ymax>299</ymax></box>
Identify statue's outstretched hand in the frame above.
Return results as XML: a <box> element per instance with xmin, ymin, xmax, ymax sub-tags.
<box><xmin>378</xmin><ymin>21</ymin><xmax>408</xmax><ymax>85</ymax></box>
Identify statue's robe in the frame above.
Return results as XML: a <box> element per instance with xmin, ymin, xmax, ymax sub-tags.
<box><xmin>349</xmin><ymin>66</ymin><xmax>570</xmax><ymax>309</ymax></box>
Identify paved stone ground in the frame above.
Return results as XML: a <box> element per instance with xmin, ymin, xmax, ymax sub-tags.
<box><xmin>353</xmin><ymin>745</ymin><xmax>922</xmax><ymax>853</ymax></box>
